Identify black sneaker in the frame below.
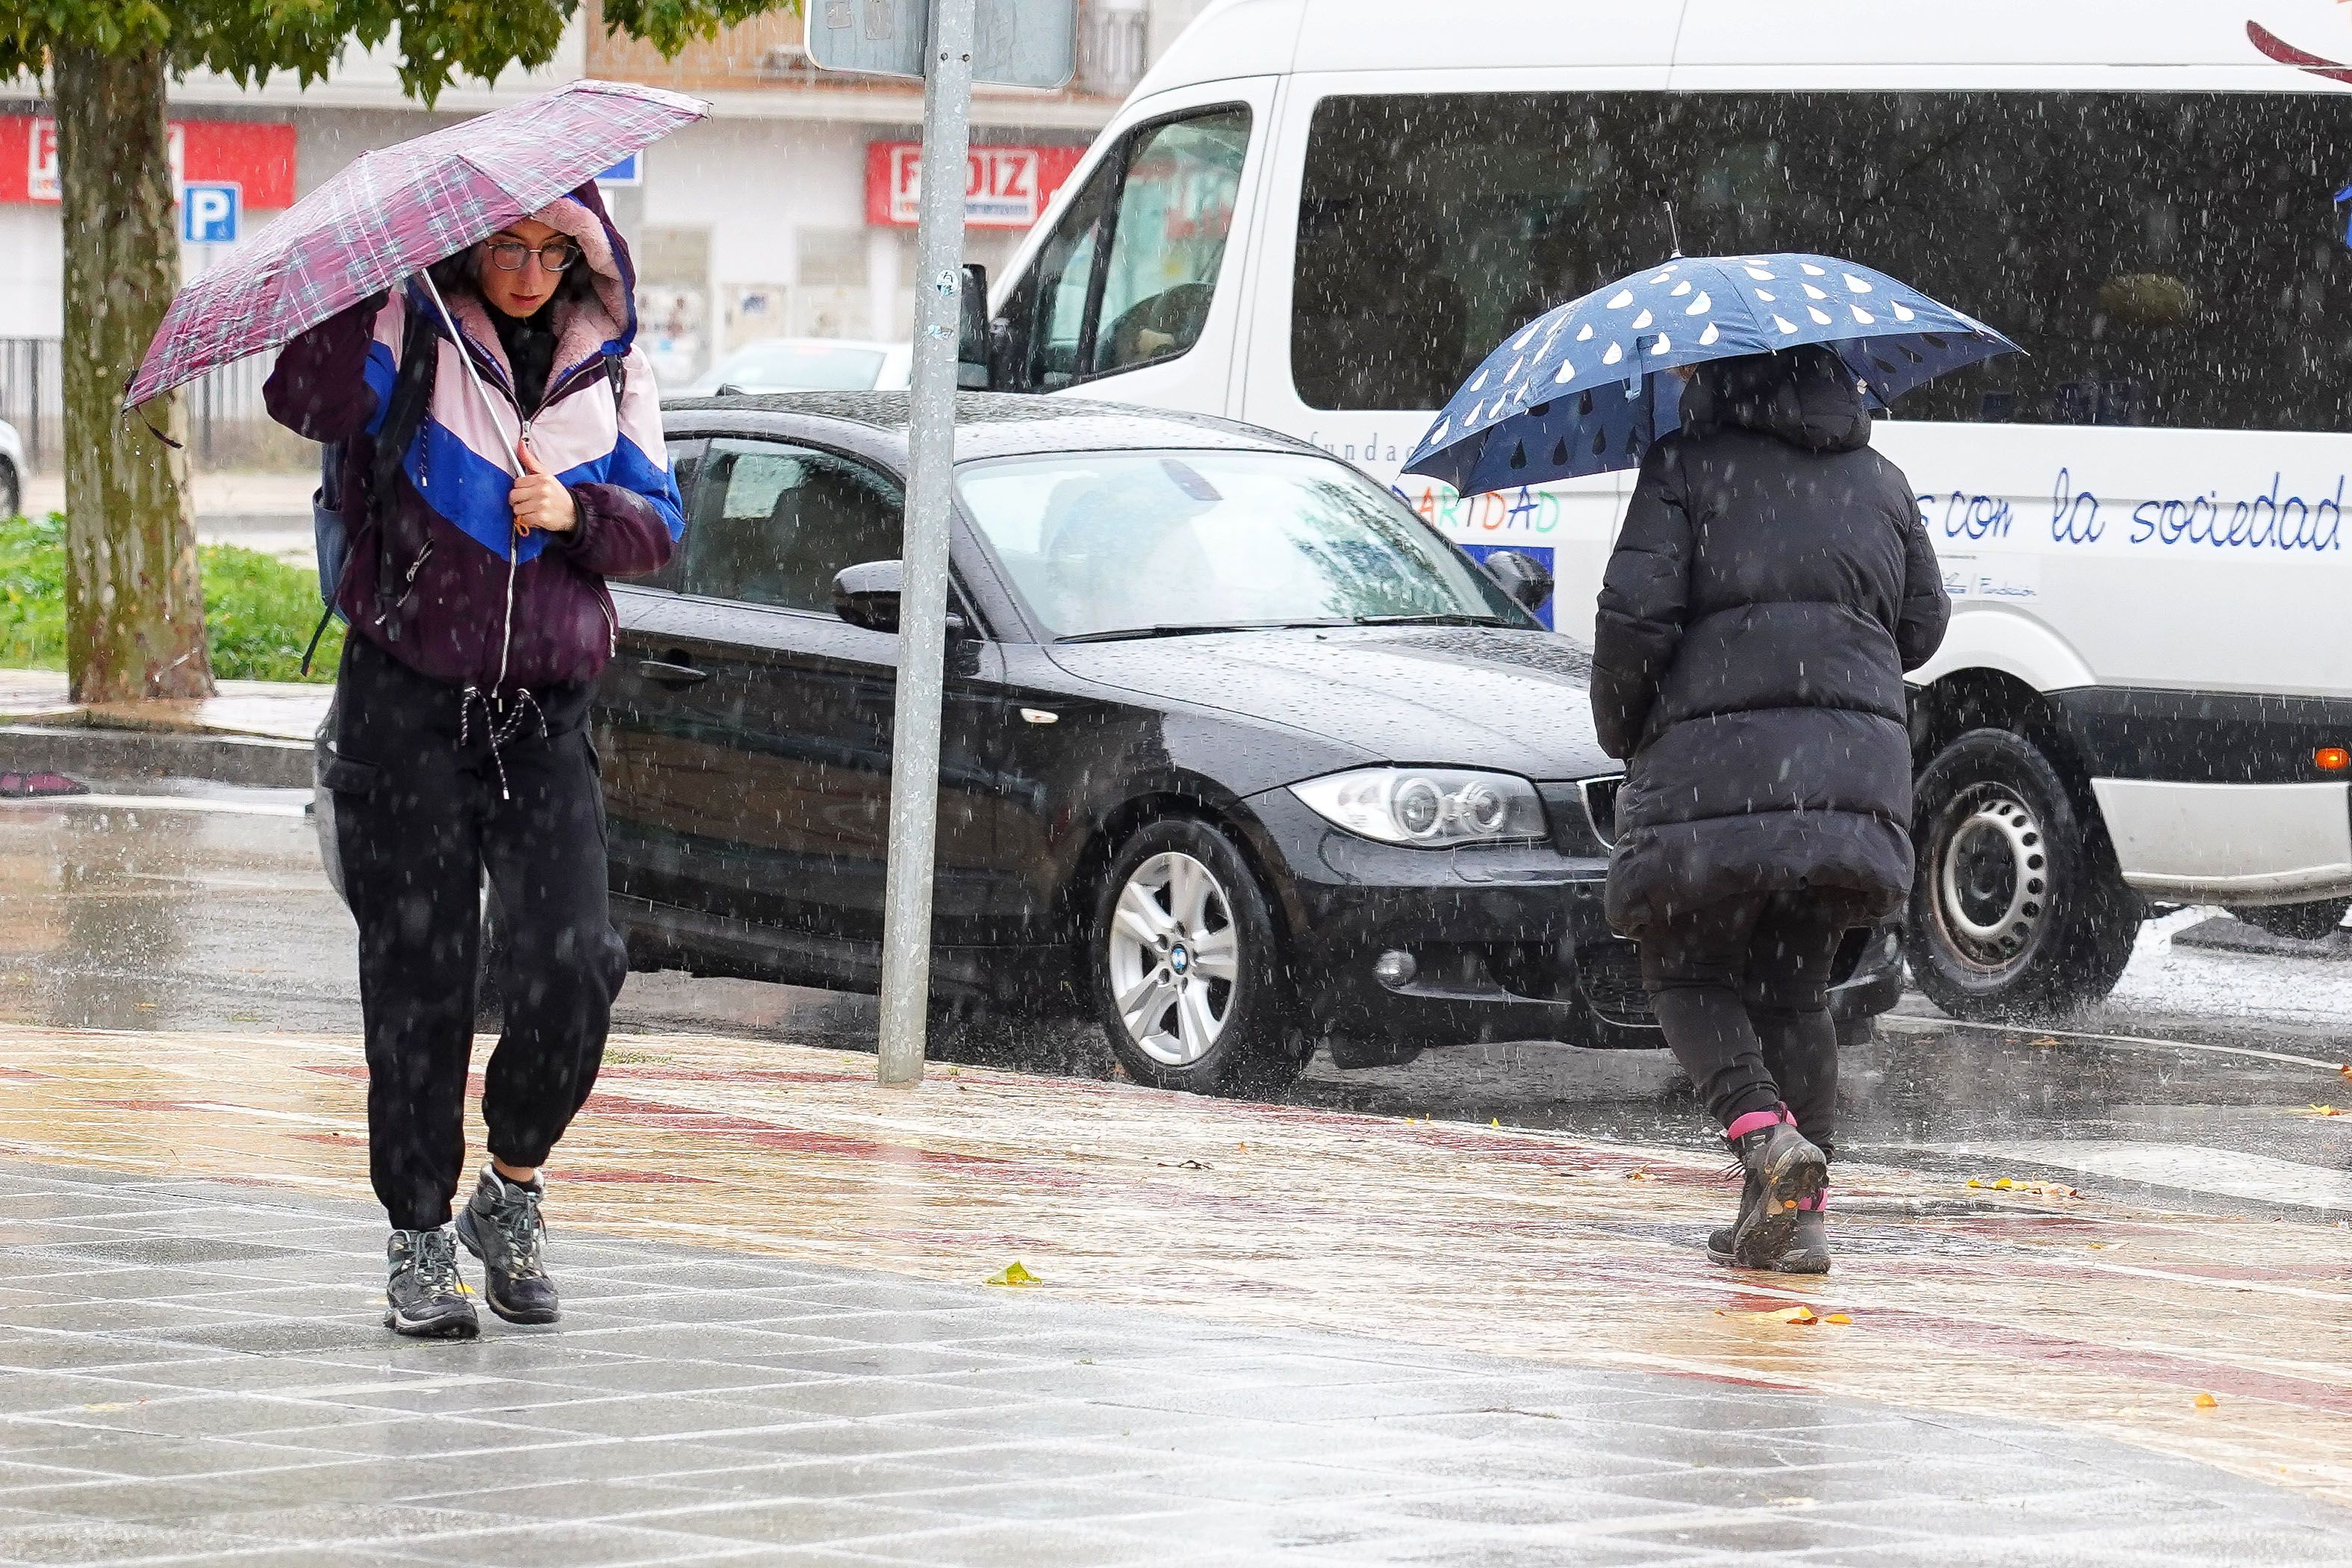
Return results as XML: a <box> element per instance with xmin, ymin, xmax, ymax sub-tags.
<box><xmin>455</xmin><ymin>1166</ymin><xmax>559</xmax><ymax>1325</ymax></box>
<box><xmin>385</xmin><ymin>1228</ymin><xmax>479</xmax><ymax>1339</ymax></box>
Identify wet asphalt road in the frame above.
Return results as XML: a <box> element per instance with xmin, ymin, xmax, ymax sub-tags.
<box><xmin>2</xmin><ymin>780</ymin><xmax>2348</xmax><ymax>1224</ymax></box>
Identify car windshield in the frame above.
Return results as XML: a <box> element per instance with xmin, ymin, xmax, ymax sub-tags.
<box><xmin>956</xmin><ymin>450</ymin><xmax>1526</xmax><ymax>641</ymax></box>
<box><xmin>704</xmin><ymin>343</ymin><xmax>887</xmax><ymax>393</ymax></box>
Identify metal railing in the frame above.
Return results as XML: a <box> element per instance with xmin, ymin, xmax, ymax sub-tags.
<box><xmin>0</xmin><ymin>338</ymin><xmax>306</xmax><ymax>473</ymax></box>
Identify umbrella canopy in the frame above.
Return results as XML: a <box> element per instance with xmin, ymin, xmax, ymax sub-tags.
<box><xmin>1401</xmin><ymin>253</ymin><xmax>2017</xmax><ymax>498</ymax></box>
<box><xmin>124</xmin><ymin>78</ymin><xmax>706</xmax><ymax>411</ymax></box>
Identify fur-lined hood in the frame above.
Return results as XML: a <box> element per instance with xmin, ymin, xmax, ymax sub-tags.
<box><xmin>423</xmin><ymin>179</ymin><xmax>639</xmax><ymax>402</ymax></box>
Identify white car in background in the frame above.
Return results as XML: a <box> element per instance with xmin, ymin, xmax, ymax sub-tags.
<box><xmin>0</xmin><ymin>417</ymin><xmax>23</xmax><ymax>519</ymax></box>
<box><xmin>679</xmin><ymin>337</ymin><xmax>912</xmax><ymax>398</ymax></box>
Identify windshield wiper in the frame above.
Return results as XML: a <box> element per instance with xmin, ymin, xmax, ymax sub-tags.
<box><xmin>1350</xmin><ymin>612</ymin><xmax>1511</xmax><ymax>627</ymax></box>
<box><xmin>1057</xmin><ymin>619</ymin><xmax>1351</xmax><ymax>644</ymax></box>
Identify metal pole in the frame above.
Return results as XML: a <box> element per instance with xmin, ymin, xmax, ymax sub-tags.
<box><xmin>876</xmin><ymin>0</ymin><xmax>977</xmax><ymax>1089</ymax></box>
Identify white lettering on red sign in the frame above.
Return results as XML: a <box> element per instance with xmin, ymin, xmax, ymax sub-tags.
<box><xmin>28</xmin><ymin>119</ymin><xmax>187</xmax><ymax>204</ymax></box>
<box><xmin>888</xmin><ymin>146</ymin><xmax>1043</xmax><ymax>228</ymax></box>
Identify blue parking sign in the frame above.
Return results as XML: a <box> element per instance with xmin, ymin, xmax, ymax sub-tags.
<box><xmin>183</xmin><ymin>182</ymin><xmax>240</xmax><ymax>244</ymax></box>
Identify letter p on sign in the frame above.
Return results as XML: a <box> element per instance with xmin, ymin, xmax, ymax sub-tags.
<box><xmin>182</xmin><ymin>181</ymin><xmax>240</xmax><ymax>244</ymax></box>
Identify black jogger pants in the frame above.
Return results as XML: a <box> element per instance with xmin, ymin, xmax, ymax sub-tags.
<box><xmin>328</xmin><ymin>635</ymin><xmax>628</xmax><ymax>1233</ymax></box>
<box><xmin>1638</xmin><ymin>891</ymin><xmax>1866</xmax><ymax>1149</ymax></box>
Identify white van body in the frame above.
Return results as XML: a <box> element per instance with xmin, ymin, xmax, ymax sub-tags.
<box><xmin>969</xmin><ymin>0</ymin><xmax>2352</xmax><ymax>1009</ymax></box>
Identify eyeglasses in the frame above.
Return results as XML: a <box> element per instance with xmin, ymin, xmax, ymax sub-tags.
<box><xmin>484</xmin><ymin>240</ymin><xmax>580</xmax><ymax>273</ymax></box>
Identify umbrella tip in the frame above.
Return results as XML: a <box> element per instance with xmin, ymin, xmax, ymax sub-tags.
<box><xmin>1662</xmin><ymin>201</ymin><xmax>1683</xmax><ymax>261</ymax></box>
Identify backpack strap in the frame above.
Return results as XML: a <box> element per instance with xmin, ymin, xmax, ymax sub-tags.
<box><xmin>367</xmin><ymin>297</ymin><xmax>444</xmax><ymax>643</ymax></box>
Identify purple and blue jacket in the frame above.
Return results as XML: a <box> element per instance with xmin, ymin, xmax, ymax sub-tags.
<box><xmin>264</xmin><ymin>180</ymin><xmax>682</xmax><ymax>694</ymax></box>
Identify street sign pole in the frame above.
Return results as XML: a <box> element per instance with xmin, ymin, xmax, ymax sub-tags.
<box><xmin>874</xmin><ymin>0</ymin><xmax>978</xmax><ymax>1089</ymax></box>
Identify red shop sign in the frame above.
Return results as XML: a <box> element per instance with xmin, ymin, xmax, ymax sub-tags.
<box><xmin>0</xmin><ymin>116</ymin><xmax>296</xmax><ymax>208</ymax></box>
<box><xmin>865</xmin><ymin>141</ymin><xmax>1086</xmax><ymax>230</ymax></box>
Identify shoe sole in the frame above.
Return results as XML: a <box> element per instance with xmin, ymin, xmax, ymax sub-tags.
<box><xmin>383</xmin><ymin>1304</ymin><xmax>479</xmax><ymax>1339</ymax></box>
<box><xmin>1731</xmin><ymin>1144</ymin><xmax>1827</xmax><ymax>1269</ymax></box>
<box><xmin>455</xmin><ymin>1210</ymin><xmax>561</xmax><ymax>1326</ymax></box>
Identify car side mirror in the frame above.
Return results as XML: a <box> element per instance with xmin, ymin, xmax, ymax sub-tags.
<box><xmin>832</xmin><ymin>559</ymin><xmax>969</xmax><ymax>638</ymax></box>
<box><xmin>1481</xmin><ymin>549</ymin><xmax>1554</xmax><ymax>612</ymax></box>
<box><xmin>957</xmin><ymin>264</ymin><xmax>991</xmax><ymax>391</ymax></box>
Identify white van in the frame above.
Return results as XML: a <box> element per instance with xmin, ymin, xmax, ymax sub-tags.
<box><xmin>955</xmin><ymin>0</ymin><xmax>2352</xmax><ymax>1017</ymax></box>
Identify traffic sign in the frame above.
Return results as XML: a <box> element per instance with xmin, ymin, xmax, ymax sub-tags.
<box><xmin>597</xmin><ymin>152</ymin><xmax>641</xmax><ymax>187</ymax></box>
<box><xmin>808</xmin><ymin>0</ymin><xmax>1074</xmax><ymax>89</ymax></box>
<box><xmin>182</xmin><ymin>181</ymin><xmax>240</xmax><ymax>244</ymax></box>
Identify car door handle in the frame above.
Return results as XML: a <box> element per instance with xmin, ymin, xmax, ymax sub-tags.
<box><xmin>638</xmin><ymin>659</ymin><xmax>710</xmax><ymax>688</ymax></box>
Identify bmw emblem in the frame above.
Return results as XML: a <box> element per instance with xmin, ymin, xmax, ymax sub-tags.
<box><xmin>1170</xmin><ymin>945</ymin><xmax>1190</xmax><ymax>975</ymax></box>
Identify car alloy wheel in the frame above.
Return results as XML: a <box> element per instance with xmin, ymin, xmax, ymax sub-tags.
<box><xmin>1089</xmin><ymin>816</ymin><xmax>1300</xmax><ymax>1095</ymax></box>
<box><xmin>1105</xmin><ymin>850</ymin><xmax>1239</xmax><ymax>1067</ymax></box>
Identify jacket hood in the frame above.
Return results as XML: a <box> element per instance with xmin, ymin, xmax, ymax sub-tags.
<box><xmin>1681</xmin><ymin>344</ymin><xmax>1870</xmax><ymax>454</ymax></box>
<box><xmin>419</xmin><ymin>180</ymin><xmax>639</xmax><ymax>385</ymax></box>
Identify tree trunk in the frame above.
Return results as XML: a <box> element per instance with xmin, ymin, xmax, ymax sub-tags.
<box><xmin>55</xmin><ymin>43</ymin><xmax>212</xmax><ymax>703</ymax></box>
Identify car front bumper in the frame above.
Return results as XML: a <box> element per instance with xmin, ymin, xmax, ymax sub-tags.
<box><xmin>1239</xmin><ymin>788</ymin><xmax>1905</xmax><ymax>1058</ymax></box>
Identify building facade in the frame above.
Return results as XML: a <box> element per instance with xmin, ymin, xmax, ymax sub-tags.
<box><xmin>0</xmin><ymin>0</ymin><xmax>1213</xmax><ymax>465</ymax></box>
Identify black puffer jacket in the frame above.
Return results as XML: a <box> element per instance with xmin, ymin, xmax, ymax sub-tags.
<box><xmin>1591</xmin><ymin>346</ymin><xmax>1950</xmax><ymax>936</ymax></box>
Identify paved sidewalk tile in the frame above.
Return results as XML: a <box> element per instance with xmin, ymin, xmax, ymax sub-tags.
<box><xmin>1</xmin><ymin>1164</ymin><xmax>2348</xmax><ymax>1567</ymax></box>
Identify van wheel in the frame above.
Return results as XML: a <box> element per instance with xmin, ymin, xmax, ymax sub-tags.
<box><xmin>2238</xmin><ymin>899</ymin><xmax>2351</xmax><ymax>941</ymax></box>
<box><xmin>1090</xmin><ymin>817</ymin><xmax>1302</xmax><ymax>1096</ymax></box>
<box><xmin>1909</xmin><ymin>728</ymin><xmax>2140</xmax><ymax>1020</ymax></box>
<box><xmin>0</xmin><ymin>458</ymin><xmax>20</xmax><ymax>520</ymax></box>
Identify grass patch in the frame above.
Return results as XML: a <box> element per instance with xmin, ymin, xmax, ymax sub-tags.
<box><xmin>0</xmin><ymin>511</ymin><xmax>340</xmax><ymax>683</ymax></box>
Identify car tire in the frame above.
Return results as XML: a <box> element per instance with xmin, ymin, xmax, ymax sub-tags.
<box><xmin>0</xmin><ymin>458</ymin><xmax>19</xmax><ymax>521</ymax></box>
<box><xmin>2236</xmin><ymin>898</ymin><xmax>2351</xmax><ymax>941</ymax></box>
<box><xmin>1908</xmin><ymin>728</ymin><xmax>2141</xmax><ymax>1021</ymax></box>
<box><xmin>1089</xmin><ymin>816</ymin><xmax>1303</xmax><ymax>1096</ymax></box>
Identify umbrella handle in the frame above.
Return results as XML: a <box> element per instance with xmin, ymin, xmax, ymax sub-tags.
<box><xmin>416</xmin><ymin>268</ymin><xmax>521</xmax><ymax>480</ymax></box>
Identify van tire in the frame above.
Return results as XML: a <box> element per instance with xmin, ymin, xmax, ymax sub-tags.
<box><xmin>1909</xmin><ymin>728</ymin><xmax>2140</xmax><ymax>1021</ymax></box>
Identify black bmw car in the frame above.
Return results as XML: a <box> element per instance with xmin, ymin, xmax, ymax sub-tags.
<box><xmin>588</xmin><ymin>393</ymin><xmax>1903</xmax><ymax>1093</ymax></box>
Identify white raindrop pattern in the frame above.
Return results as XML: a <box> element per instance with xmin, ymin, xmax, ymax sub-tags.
<box><xmin>1406</xmin><ymin>253</ymin><xmax>2012</xmax><ymax>495</ymax></box>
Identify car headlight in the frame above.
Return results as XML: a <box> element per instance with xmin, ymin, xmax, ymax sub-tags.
<box><xmin>1290</xmin><ymin>767</ymin><xmax>1547</xmax><ymax>847</ymax></box>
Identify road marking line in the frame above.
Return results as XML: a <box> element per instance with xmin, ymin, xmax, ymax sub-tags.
<box><xmin>0</xmin><ymin>793</ymin><xmax>307</xmax><ymax>819</ymax></box>
<box><xmin>1882</xmin><ymin>1013</ymin><xmax>2348</xmax><ymax>1073</ymax></box>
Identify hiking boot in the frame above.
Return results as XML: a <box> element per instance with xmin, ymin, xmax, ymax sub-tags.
<box><xmin>1710</xmin><ymin>1161</ymin><xmax>1833</xmax><ymax>1274</ymax></box>
<box><xmin>455</xmin><ymin>1166</ymin><xmax>559</xmax><ymax>1325</ymax></box>
<box><xmin>1719</xmin><ymin>1111</ymin><xmax>1828</xmax><ymax>1269</ymax></box>
<box><xmin>385</xmin><ymin>1228</ymin><xmax>479</xmax><ymax>1339</ymax></box>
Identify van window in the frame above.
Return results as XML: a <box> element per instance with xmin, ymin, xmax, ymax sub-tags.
<box><xmin>1005</xmin><ymin>106</ymin><xmax>1251</xmax><ymax>390</ymax></box>
<box><xmin>1292</xmin><ymin>91</ymin><xmax>2352</xmax><ymax>431</ymax></box>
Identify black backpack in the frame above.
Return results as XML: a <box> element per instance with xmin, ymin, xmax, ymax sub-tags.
<box><xmin>302</xmin><ymin>301</ymin><xmax>441</xmax><ymax>672</ymax></box>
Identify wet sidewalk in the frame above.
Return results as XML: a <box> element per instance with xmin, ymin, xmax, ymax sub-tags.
<box><xmin>3</xmin><ymin>1024</ymin><xmax>2350</xmax><ymax>1563</ymax></box>
<box><xmin>0</xmin><ymin>670</ymin><xmax>325</xmax><ymax>790</ymax></box>
<box><xmin>5</xmin><ymin>1160</ymin><xmax>2345</xmax><ymax>1568</ymax></box>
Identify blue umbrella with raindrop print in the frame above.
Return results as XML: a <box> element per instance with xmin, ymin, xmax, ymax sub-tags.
<box><xmin>1401</xmin><ymin>252</ymin><xmax>2017</xmax><ymax>498</ymax></box>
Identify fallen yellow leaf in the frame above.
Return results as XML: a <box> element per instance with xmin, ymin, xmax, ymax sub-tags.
<box><xmin>2194</xmin><ymin>1392</ymin><xmax>2219</xmax><ymax>1410</ymax></box>
<box><xmin>1824</xmin><ymin>1313</ymin><xmax>1852</xmax><ymax>1325</ymax></box>
<box><xmin>2296</xmin><ymin>1104</ymin><xmax>2344</xmax><ymax>1117</ymax></box>
<box><xmin>1624</xmin><ymin>1166</ymin><xmax>1652</xmax><ymax>1181</ymax></box>
<box><xmin>983</xmin><ymin>1262</ymin><xmax>1040</xmax><ymax>1288</ymax></box>
<box><xmin>1994</xmin><ymin>1177</ymin><xmax>2015</xmax><ymax>1189</ymax></box>
<box><xmin>2029</xmin><ymin>1036</ymin><xmax>2060</xmax><ymax>1048</ymax></box>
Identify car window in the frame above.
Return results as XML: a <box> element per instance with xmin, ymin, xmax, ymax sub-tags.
<box><xmin>1088</xmin><ymin>110</ymin><xmax>1250</xmax><ymax>377</ymax></box>
<box><xmin>635</xmin><ymin>437</ymin><xmax>704</xmax><ymax>592</ymax></box>
<box><xmin>679</xmin><ymin>438</ymin><xmax>904</xmax><ymax>614</ymax></box>
<box><xmin>956</xmin><ymin>449</ymin><xmax>1527</xmax><ymax>640</ymax></box>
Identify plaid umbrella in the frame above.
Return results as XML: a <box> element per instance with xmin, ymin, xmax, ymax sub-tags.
<box><xmin>123</xmin><ymin>78</ymin><xmax>706</xmax><ymax>411</ymax></box>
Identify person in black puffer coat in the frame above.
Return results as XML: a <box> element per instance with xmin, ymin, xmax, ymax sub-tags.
<box><xmin>1593</xmin><ymin>343</ymin><xmax>1949</xmax><ymax>1275</ymax></box>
